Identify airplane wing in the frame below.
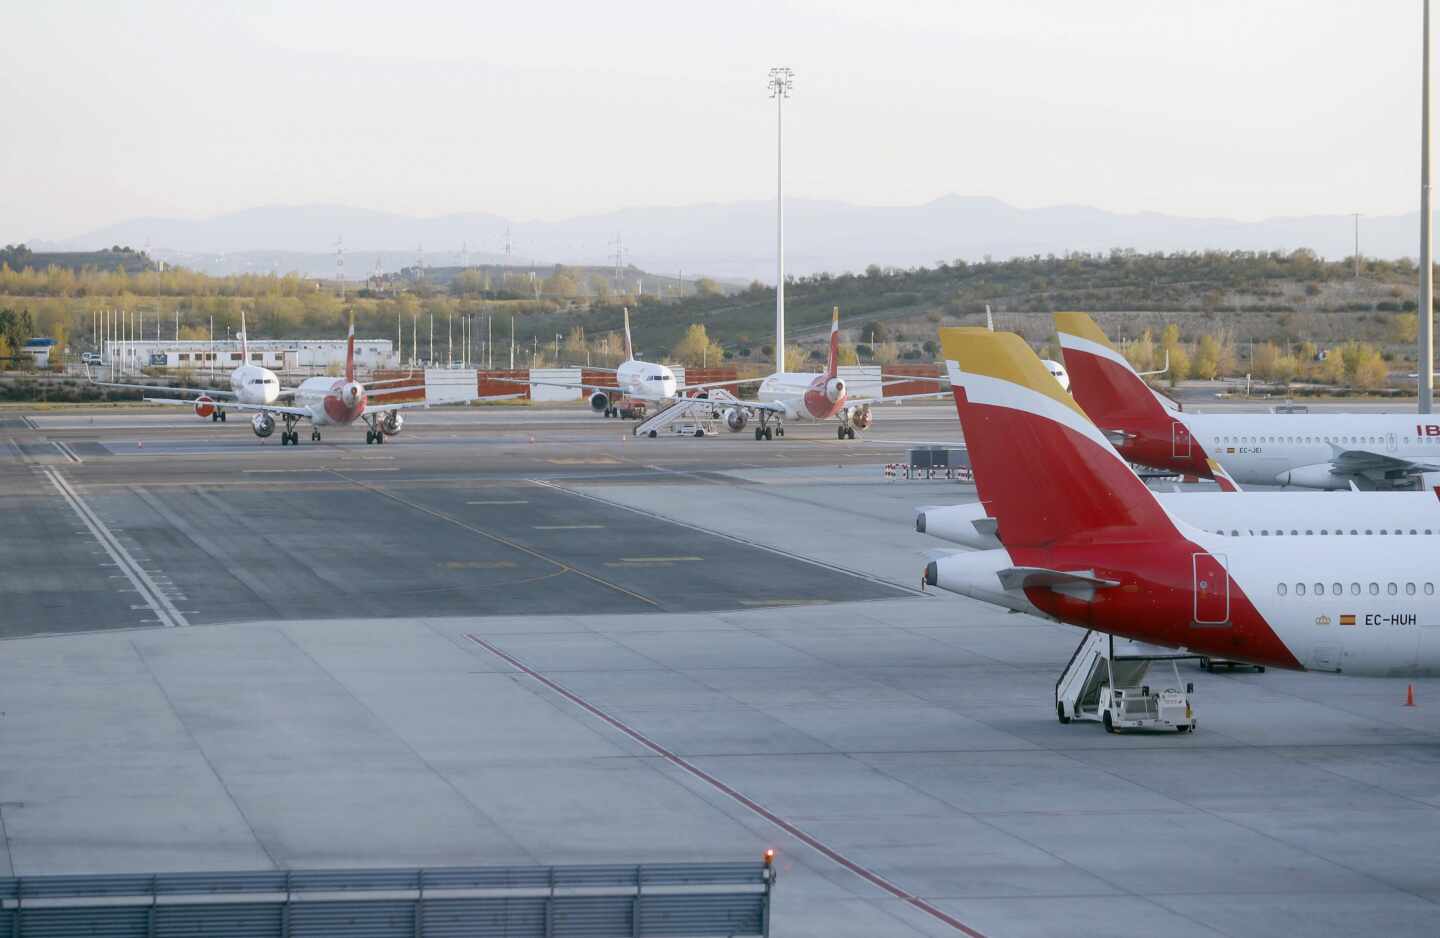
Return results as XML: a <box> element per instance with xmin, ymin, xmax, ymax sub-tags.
<box><xmin>1328</xmin><ymin>446</ymin><xmax>1440</xmax><ymax>476</ymax></box>
<box><xmin>845</xmin><ymin>390</ymin><xmax>954</xmax><ymax>406</ymax></box>
<box><xmin>88</xmin><ymin>375</ymin><xmax>238</xmax><ymax>399</ymax></box>
<box><xmin>487</xmin><ymin>376</ymin><xmax>621</xmax><ymax>394</ymax></box>
<box><xmin>673</xmin><ymin>377</ymin><xmax>765</xmax><ymax>393</ymax></box>
<box><xmin>142</xmin><ymin>397</ymin><xmax>315</xmax><ymax>417</ymax></box>
<box><xmin>364</xmin><ymin>393</ymin><xmax>524</xmax><ymax>413</ymax></box>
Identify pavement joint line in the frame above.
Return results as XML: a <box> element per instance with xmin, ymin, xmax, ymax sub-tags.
<box><xmin>51</xmin><ymin>440</ymin><xmax>82</xmax><ymax>463</ymax></box>
<box><xmin>41</xmin><ymin>467</ymin><xmax>187</xmax><ymax>629</ymax></box>
<box><xmin>326</xmin><ymin>468</ymin><xmax>659</xmax><ymax>608</ymax></box>
<box><xmin>529</xmin><ymin>478</ymin><xmax>929</xmax><ymax>598</ymax></box>
<box><xmin>463</xmin><ymin>632</ymin><xmax>989</xmax><ymax>938</ymax></box>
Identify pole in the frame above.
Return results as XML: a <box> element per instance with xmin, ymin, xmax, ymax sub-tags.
<box><xmin>1424</xmin><ymin>0</ymin><xmax>1435</xmax><ymax>413</ymax></box>
<box><xmin>488</xmin><ymin>315</ymin><xmax>493</xmax><ymax>370</ymax></box>
<box><xmin>448</xmin><ymin>313</ymin><xmax>453</xmax><ymax>367</ymax></box>
<box><xmin>429</xmin><ymin>314</ymin><xmax>434</xmax><ymax>365</ymax></box>
<box><xmin>209</xmin><ymin>316</ymin><xmax>214</xmax><ymax>381</ymax></box>
<box><xmin>510</xmin><ymin>316</ymin><xmax>515</xmax><ymax>370</ymax></box>
<box><xmin>1353</xmin><ymin>213</ymin><xmax>1362</xmax><ymax>278</ymax></box>
<box><xmin>397</xmin><ymin>310</ymin><xmax>402</xmax><ymax>366</ymax></box>
<box><xmin>412</xmin><ymin>315</ymin><xmax>417</xmax><ymax>369</ymax></box>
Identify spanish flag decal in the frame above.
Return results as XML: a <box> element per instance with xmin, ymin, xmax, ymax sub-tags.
<box><xmin>1340</xmin><ymin>614</ymin><xmax>1357</xmax><ymax>626</ymax></box>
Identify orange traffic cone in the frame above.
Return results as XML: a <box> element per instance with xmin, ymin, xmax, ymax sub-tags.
<box><xmin>1406</xmin><ymin>684</ymin><xmax>1416</xmax><ymax>707</ymax></box>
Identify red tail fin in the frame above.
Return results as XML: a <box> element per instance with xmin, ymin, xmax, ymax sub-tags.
<box><xmin>941</xmin><ymin>327</ymin><xmax>1178</xmax><ymax>550</ymax></box>
<box><xmin>825</xmin><ymin>306</ymin><xmax>840</xmax><ymax>378</ymax></box>
<box><xmin>345</xmin><ymin>315</ymin><xmax>356</xmax><ymax>382</ymax></box>
<box><xmin>1054</xmin><ymin>312</ymin><xmax>1173</xmax><ymax>426</ymax></box>
<box><xmin>622</xmin><ymin>307</ymin><xmax>634</xmax><ymax>362</ymax></box>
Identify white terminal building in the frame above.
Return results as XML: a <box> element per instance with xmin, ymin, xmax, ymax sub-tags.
<box><xmin>101</xmin><ymin>339</ymin><xmax>398</xmax><ymax>375</ymax></box>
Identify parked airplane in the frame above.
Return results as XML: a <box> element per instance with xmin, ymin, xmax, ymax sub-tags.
<box><xmin>500</xmin><ymin>308</ymin><xmax>741</xmax><ymax>418</ymax></box>
<box><xmin>143</xmin><ymin>318</ymin><xmax>512</xmax><ymax>445</ymax></box>
<box><xmin>918</xmin><ymin>487</ymin><xmax>1440</xmax><ymax>551</ymax></box>
<box><xmin>925</xmin><ymin>326</ymin><xmax>1440</xmax><ymax>676</ymax></box>
<box><xmin>88</xmin><ymin>311</ymin><xmax>287</xmax><ymax>422</ymax></box>
<box><xmin>658</xmin><ymin>307</ymin><xmax>950</xmax><ymax>440</ymax></box>
<box><xmin>1055</xmin><ymin>312</ymin><xmax>1440</xmax><ymax>490</ymax></box>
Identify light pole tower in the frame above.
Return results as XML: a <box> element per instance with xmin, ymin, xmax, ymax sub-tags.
<box><xmin>768</xmin><ymin>66</ymin><xmax>793</xmax><ymax>369</ymax></box>
<box><xmin>1424</xmin><ymin>0</ymin><xmax>1435</xmax><ymax>413</ymax></box>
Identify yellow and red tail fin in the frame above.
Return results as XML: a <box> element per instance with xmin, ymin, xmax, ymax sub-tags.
<box><xmin>1206</xmin><ymin>458</ymin><xmax>1243</xmax><ymax>492</ymax></box>
<box><xmin>345</xmin><ymin>313</ymin><xmax>356</xmax><ymax>382</ymax></box>
<box><xmin>825</xmin><ymin>306</ymin><xmax>840</xmax><ymax>378</ymax></box>
<box><xmin>622</xmin><ymin>307</ymin><xmax>634</xmax><ymax>362</ymax></box>
<box><xmin>1054</xmin><ymin>312</ymin><xmax>1173</xmax><ymax>426</ymax></box>
<box><xmin>941</xmin><ymin>327</ymin><xmax>1177</xmax><ymax>550</ymax></box>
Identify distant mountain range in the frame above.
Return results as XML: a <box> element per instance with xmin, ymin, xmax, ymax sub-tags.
<box><xmin>30</xmin><ymin>197</ymin><xmax>1423</xmax><ymax>281</ymax></box>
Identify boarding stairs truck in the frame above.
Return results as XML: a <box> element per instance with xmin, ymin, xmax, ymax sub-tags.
<box><xmin>631</xmin><ymin>391</ymin><xmax>729</xmax><ymax>438</ymax></box>
<box><xmin>1056</xmin><ymin>631</ymin><xmax>1198</xmax><ymax>733</ymax></box>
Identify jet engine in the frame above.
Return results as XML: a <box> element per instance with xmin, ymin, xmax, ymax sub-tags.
<box><xmin>723</xmin><ymin>408</ymin><xmax>748</xmax><ymax>432</ymax></box>
<box><xmin>589</xmin><ymin>391</ymin><xmax>611</xmax><ymax>412</ymax></box>
<box><xmin>340</xmin><ymin>381</ymin><xmax>365</xmax><ymax>409</ymax></box>
<box><xmin>193</xmin><ymin>395</ymin><xmax>216</xmax><ymax>419</ymax></box>
<box><xmin>251</xmin><ymin>413</ymin><xmax>276</xmax><ymax>438</ymax></box>
<box><xmin>825</xmin><ymin>377</ymin><xmax>846</xmax><ymax>403</ymax></box>
<box><xmin>1275</xmin><ymin>464</ymin><xmax>1353</xmax><ymax>490</ymax></box>
<box><xmin>847</xmin><ymin>404</ymin><xmax>873</xmax><ymax>430</ymax></box>
<box><xmin>381</xmin><ymin>412</ymin><xmax>404</xmax><ymax>436</ymax></box>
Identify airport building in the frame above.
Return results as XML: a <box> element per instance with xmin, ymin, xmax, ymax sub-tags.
<box><xmin>100</xmin><ymin>338</ymin><xmax>397</xmax><ymax>374</ymax></box>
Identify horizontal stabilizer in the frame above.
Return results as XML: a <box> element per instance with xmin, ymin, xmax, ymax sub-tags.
<box><xmin>996</xmin><ymin>566</ymin><xmax>1120</xmax><ymax>594</ymax></box>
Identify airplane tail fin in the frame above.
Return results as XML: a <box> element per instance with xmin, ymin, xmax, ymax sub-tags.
<box><xmin>622</xmin><ymin>307</ymin><xmax>634</xmax><ymax>361</ymax></box>
<box><xmin>825</xmin><ymin>306</ymin><xmax>840</xmax><ymax>378</ymax></box>
<box><xmin>941</xmin><ymin>327</ymin><xmax>1178</xmax><ymax>549</ymax></box>
<box><xmin>1054</xmin><ymin>312</ymin><xmax>1174</xmax><ymax>426</ymax></box>
<box><xmin>239</xmin><ymin>310</ymin><xmax>249</xmax><ymax>361</ymax></box>
<box><xmin>345</xmin><ymin>313</ymin><xmax>356</xmax><ymax>382</ymax></box>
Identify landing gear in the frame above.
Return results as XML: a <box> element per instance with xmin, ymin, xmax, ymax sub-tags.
<box><xmin>694</xmin><ymin>428</ymin><xmax>705</xmax><ymax>438</ymax></box>
<box><xmin>363</xmin><ymin>415</ymin><xmax>386</xmax><ymax>444</ymax></box>
<box><xmin>755</xmin><ymin>413</ymin><xmax>782</xmax><ymax>442</ymax></box>
<box><xmin>211</xmin><ymin>410</ymin><xmax>227</xmax><ymax>423</ymax></box>
<box><xmin>837</xmin><ymin>425</ymin><xmax>856</xmax><ymax>440</ymax></box>
<box><xmin>311</xmin><ymin>429</ymin><xmax>321</xmax><ymax>442</ymax></box>
<box><xmin>278</xmin><ymin>415</ymin><xmax>301</xmax><ymax>446</ymax></box>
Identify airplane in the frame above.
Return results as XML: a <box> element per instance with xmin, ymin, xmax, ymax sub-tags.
<box><xmin>88</xmin><ymin>311</ymin><xmax>287</xmax><ymax>422</ymax></box>
<box><xmin>1055</xmin><ymin>311</ymin><xmax>1440</xmax><ymax>490</ymax></box>
<box><xmin>657</xmin><ymin>307</ymin><xmax>951</xmax><ymax>441</ymax></box>
<box><xmin>142</xmin><ymin>317</ymin><xmax>515</xmax><ymax>445</ymax></box>
<box><xmin>924</xmin><ymin>326</ymin><xmax>1440</xmax><ymax>677</ymax></box>
<box><xmin>496</xmin><ymin>308</ymin><xmax>743</xmax><ymax>418</ymax></box>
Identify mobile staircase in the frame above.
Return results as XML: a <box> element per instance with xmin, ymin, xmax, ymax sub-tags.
<box><xmin>632</xmin><ymin>391</ymin><xmax>733</xmax><ymax>438</ymax></box>
<box><xmin>1055</xmin><ymin>631</ymin><xmax>1199</xmax><ymax>733</ymax></box>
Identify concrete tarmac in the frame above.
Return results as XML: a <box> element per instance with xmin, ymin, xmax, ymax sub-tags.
<box><xmin>2</xmin><ymin>403</ymin><xmax>1439</xmax><ymax>937</ymax></box>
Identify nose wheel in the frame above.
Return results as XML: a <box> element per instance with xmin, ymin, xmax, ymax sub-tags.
<box><xmin>837</xmin><ymin>425</ymin><xmax>856</xmax><ymax>440</ymax></box>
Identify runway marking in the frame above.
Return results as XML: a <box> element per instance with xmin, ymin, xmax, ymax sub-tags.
<box><xmin>243</xmin><ymin>468</ymin><xmax>327</xmax><ymax>474</ymax></box>
<box><xmin>547</xmin><ymin>456</ymin><xmax>623</xmax><ymax>465</ymax></box>
<box><xmin>442</xmin><ymin>560</ymin><xmax>518</xmax><ymax>570</ymax></box>
<box><xmin>532</xmin><ymin>524</ymin><xmax>605</xmax><ymax>530</ymax></box>
<box><xmin>738</xmin><ymin>598</ymin><xmax>830</xmax><ymax>606</ymax></box>
<box><xmin>42</xmin><ymin>468</ymin><xmax>188</xmax><ymax>629</ymax></box>
<box><xmin>326</xmin><ymin>469</ymin><xmax>657</xmax><ymax>608</ymax></box>
<box><xmin>51</xmin><ymin>440</ymin><xmax>82</xmax><ymax>463</ymax></box>
<box><xmin>463</xmin><ymin>634</ymin><xmax>989</xmax><ymax>938</ymax></box>
<box><xmin>619</xmin><ymin>556</ymin><xmax>702</xmax><ymax>563</ymax></box>
<box><xmin>466</xmin><ymin>500</ymin><xmax>530</xmax><ymax>505</ymax></box>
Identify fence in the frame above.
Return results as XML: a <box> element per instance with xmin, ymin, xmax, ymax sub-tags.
<box><xmin>0</xmin><ymin>862</ymin><xmax>773</xmax><ymax>938</ymax></box>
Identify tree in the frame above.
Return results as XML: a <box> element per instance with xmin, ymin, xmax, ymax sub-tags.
<box><xmin>563</xmin><ymin>326</ymin><xmax>588</xmax><ymax>364</ymax></box>
<box><xmin>1125</xmin><ymin>330</ymin><xmax>1157</xmax><ymax>372</ymax></box>
<box><xmin>671</xmin><ymin>324</ymin><xmax>724</xmax><ymax>367</ymax></box>
<box><xmin>1251</xmin><ymin>341</ymin><xmax>1281</xmax><ymax>381</ymax></box>
<box><xmin>1192</xmin><ymin>335</ymin><xmax>1220</xmax><ymax>380</ymax></box>
<box><xmin>872</xmin><ymin>340</ymin><xmax>900</xmax><ymax>366</ymax></box>
<box><xmin>837</xmin><ymin>343</ymin><xmax>860</xmax><ymax>366</ymax></box>
<box><xmin>1166</xmin><ymin>344</ymin><xmax>1191</xmax><ymax>388</ymax></box>
<box><xmin>694</xmin><ymin>277</ymin><xmax>723</xmax><ymax>297</ymax></box>
<box><xmin>783</xmin><ymin>344</ymin><xmax>808</xmax><ymax>371</ymax></box>
<box><xmin>542</xmin><ymin>267</ymin><xmax>579</xmax><ymax>298</ymax></box>
<box><xmin>1390</xmin><ymin>312</ymin><xmax>1419</xmax><ymax>344</ymax></box>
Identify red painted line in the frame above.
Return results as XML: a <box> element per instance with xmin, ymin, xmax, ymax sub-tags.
<box><xmin>464</xmin><ymin>633</ymin><xmax>989</xmax><ymax>938</ymax></box>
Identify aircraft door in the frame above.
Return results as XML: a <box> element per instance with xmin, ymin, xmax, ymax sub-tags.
<box><xmin>1192</xmin><ymin>553</ymin><xmax>1230</xmax><ymax>625</ymax></box>
<box><xmin>1387</xmin><ymin>432</ymin><xmax>1398</xmax><ymax>453</ymax></box>
<box><xmin>1172</xmin><ymin>421</ymin><xmax>1192</xmax><ymax>459</ymax></box>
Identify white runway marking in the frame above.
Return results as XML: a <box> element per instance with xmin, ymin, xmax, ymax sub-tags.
<box><xmin>42</xmin><ymin>468</ymin><xmax>188</xmax><ymax>629</ymax></box>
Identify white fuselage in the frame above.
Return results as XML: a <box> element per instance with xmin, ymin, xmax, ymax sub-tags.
<box><xmin>755</xmin><ymin>371</ymin><xmax>843</xmax><ymax>422</ymax></box>
<box><xmin>931</xmin><ymin>531</ymin><xmax>1440</xmax><ymax>677</ymax></box>
<box><xmin>228</xmin><ymin>364</ymin><xmax>282</xmax><ymax>405</ymax></box>
<box><xmin>294</xmin><ymin>376</ymin><xmax>366</xmax><ymax>426</ymax></box>
<box><xmin>1187</xmin><ymin>412</ymin><xmax>1439</xmax><ymax>488</ymax></box>
<box><xmin>921</xmin><ymin>490</ymin><xmax>1440</xmax><ymax>550</ymax></box>
<box><xmin>615</xmin><ymin>360</ymin><xmax>678</xmax><ymax>402</ymax></box>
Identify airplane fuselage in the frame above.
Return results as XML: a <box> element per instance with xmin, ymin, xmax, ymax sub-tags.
<box><xmin>756</xmin><ymin>371</ymin><xmax>848</xmax><ymax>422</ymax></box>
<box><xmin>294</xmin><ymin>376</ymin><xmax>367</xmax><ymax>426</ymax></box>
<box><xmin>228</xmin><ymin>364</ymin><xmax>282</xmax><ymax>405</ymax></box>
<box><xmin>614</xmin><ymin>360</ymin><xmax>678</xmax><ymax>402</ymax></box>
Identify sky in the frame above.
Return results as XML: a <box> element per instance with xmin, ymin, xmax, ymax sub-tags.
<box><xmin>0</xmin><ymin>0</ymin><xmax>1425</xmax><ymax>244</ymax></box>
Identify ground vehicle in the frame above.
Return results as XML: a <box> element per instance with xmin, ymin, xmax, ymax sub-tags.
<box><xmin>1057</xmin><ymin>632</ymin><xmax>1197</xmax><ymax>733</ymax></box>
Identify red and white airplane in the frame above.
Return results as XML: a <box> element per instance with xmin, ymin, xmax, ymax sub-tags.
<box><xmin>925</xmin><ymin>326</ymin><xmax>1440</xmax><ymax>677</ymax></box>
<box><xmin>144</xmin><ymin>318</ymin><xmax>513</xmax><ymax>445</ymax></box>
<box><xmin>662</xmin><ymin>307</ymin><xmax>950</xmax><ymax>440</ymax></box>
<box><xmin>1056</xmin><ymin>312</ymin><xmax>1440</xmax><ymax>490</ymax></box>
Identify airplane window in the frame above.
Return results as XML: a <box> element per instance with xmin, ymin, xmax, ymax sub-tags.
<box><xmin>1296</xmin><ymin>583</ymin><xmax>1307</xmax><ymax>596</ymax></box>
<box><xmin>1380</xmin><ymin>530</ymin><xmax>1388</xmax><ymax>535</ymax></box>
<box><xmin>1350</xmin><ymin>529</ymin><xmax>1358</xmax><ymax>535</ymax></box>
<box><xmin>1230</xmin><ymin>529</ymin><xmax>1239</xmax><ymax>536</ymax></box>
<box><xmin>1261</xmin><ymin>530</ymin><xmax>1269</xmax><ymax>536</ymax></box>
<box><xmin>1388</xmin><ymin>582</ymin><xmax>1399</xmax><ymax>596</ymax></box>
<box><xmin>1370</xmin><ymin>583</ymin><xmax>1380</xmax><ymax>595</ymax></box>
<box><xmin>1277</xmin><ymin>583</ymin><xmax>1287</xmax><ymax>596</ymax></box>
<box><xmin>1320</xmin><ymin>529</ymin><xmax>1328</xmax><ymax>535</ymax></box>
<box><xmin>1350</xmin><ymin>583</ymin><xmax>1361</xmax><ymax>595</ymax></box>
<box><xmin>1306</xmin><ymin>529</ymin><xmax>1314</xmax><ymax>535</ymax></box>
<box><xmin>1411</xmin><ymin>529</ymin><xmax>1419</xmax><ymax>535</ymax></box>
<box><xmin>1290</xmin><ymin>529</ymin><xmax>1298</xmax><ymax>535</ymax></box>
<box><xmin>1365</xmin><ymin>530</ymin><xmax>1373</xmax><ymax>535</ymax></box>
<box><xmin>1427</xmin><ymin>583</ymin><xmax>1435</xmax><ymax>596</ymax></box>
<box><xmin>1407</xmin><ymin>582</ymin><xmax>1417</xmax><ymax>595</ymax></box>
<box><xmin>1315</xmin><ymin>582</ymin><xmax>1325</xmax><ymax>594</ymax></box>
<box><xmin>1332</xmin><ymin>583</ymin><xmax>1343</xmax><ymax>596</ymax></box>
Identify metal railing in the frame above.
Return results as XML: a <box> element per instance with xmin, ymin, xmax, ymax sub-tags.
<box><xmin>0</xmin><ymin>861</ymin><xmax>773</xmax><ymax>938</ymax></box>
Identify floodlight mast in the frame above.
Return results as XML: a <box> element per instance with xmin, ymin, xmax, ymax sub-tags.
<box><xmin>1423</xmin><ymin>0</ymin><xmax>1435</xmax><ymax>414</ymax></box>
<box><xmin>768</xmin><ymin>66</ymin><xmax>793</xmax><ymax>370</ymax></box>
